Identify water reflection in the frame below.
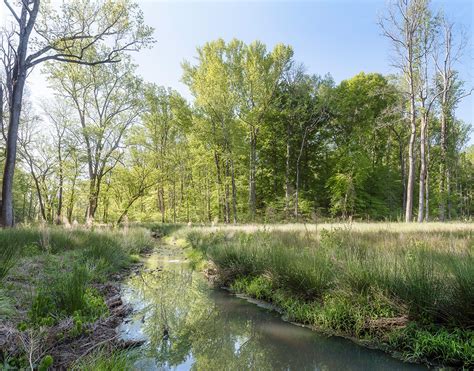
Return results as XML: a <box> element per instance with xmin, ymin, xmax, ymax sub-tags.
<box><xmin>119</xmin><ymin>253</ymin><xmax>426</xmax><ymax>371</ymax></box>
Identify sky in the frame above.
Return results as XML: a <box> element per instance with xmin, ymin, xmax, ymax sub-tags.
<box><xmin>1</xmin><ymin>0</ymin><xmax>473</xmax><ymax>143</ymax></box>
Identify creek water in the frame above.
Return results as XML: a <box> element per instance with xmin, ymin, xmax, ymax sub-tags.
<box><xmin>117</xmin><ymin>247</ymin><xmax>427</xmax><ymax>371</ymax></box>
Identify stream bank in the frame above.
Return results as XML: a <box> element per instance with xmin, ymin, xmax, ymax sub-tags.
<box><xmin>117</xmin><ymin>246</ymin><xmax>426</xmax><ymax>370</ymax></box>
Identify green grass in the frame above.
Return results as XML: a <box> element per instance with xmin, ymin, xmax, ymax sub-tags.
<box><xmin>0</xmin><ymin>225</ymin><xmax>155</xmax><ymax>368</ymax></box>
<box><xmin>185</xmin><ymin>226</ymin><xmax>474</xmax><ymax>367</ymax></box>
<box><xmin>71</xmin><ymin>348</ymin><xmax>137</xmax><ymax>371</ymax></box>
<box><xmin>29</xmin><ymin>263</ymin><xmax>108</xmax><ymax>327</ymax></box>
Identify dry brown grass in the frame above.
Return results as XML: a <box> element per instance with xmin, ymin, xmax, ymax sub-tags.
<box><xmin>193</xmin><ymin>221</ymin><xmax>473</xmax><ymax>235</ymax></box>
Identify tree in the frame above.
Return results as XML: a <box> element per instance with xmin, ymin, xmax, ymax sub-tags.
<box><xmin>379</xmin><ymin>0</ymin><xmax>430</xmax><ymax>222</ymax></box>
<box><xmin>433</xmin><ymin>15</ymin><xmax>472</xmax><ymax>220</ymax></box>
<box><xmin>416</xmin><ymin>11</ymin><xmax>438</xmax><ymax>222</ymax></box>
<box><xmin>45</xmin><ymin>56</ymin><xmax>144</xmax><ymax>223</ymax></box>
<box><xmin>277</xmin><ymin>67</ymin><xmax>331</xmax><ymax>219</ymax></box>
<box><xmin>138</xmin><ymin>85</ymin><xmax>192</xmax><ymax>223</ymax></box>
<box><xmin>0</xmin><ymin>0</ymin><xmax>153</xmax><ymax>227</ymax></box>
<box><xmin>182</xmin><ymin>39</ymin><xmax>242</xmax><ymax>223</ymax></box>
<box><xmin>328</xmin><ymin>73</ymin><xmax>400</xmax><ymax>219</ymax></box>
<box><xmin>225</xmin><ymin>40</ymin><xmax>293</xmax><ymax>220</ymax></box>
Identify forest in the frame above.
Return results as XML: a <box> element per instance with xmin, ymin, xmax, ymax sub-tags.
<box><xmin>0</xmin><ymin>0</ymin><xmax>473</xmax><ymax>370</ymax></box>
<box><xmin>0</xmin><ymin>0</ymin><xmax>472</xmax><ymax>227</ymax></box>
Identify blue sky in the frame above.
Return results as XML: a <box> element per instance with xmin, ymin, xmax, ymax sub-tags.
<box><xmin>135</xmin><ymin>0</ymin><xmax>473</xmax><ymax>143</ymax></box>
<box><xmin>1</xmin><ymin>0</ymin><xmax>471</xmax><ymax>142</ymax></box>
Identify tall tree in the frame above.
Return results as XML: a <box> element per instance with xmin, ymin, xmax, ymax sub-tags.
<box><xmin>0</xmin><ymin>0</ymin><xmax>153</xmax><ymax>227</ymax></box>
<box><xmin>433</xmin><ymin>15</ymin><xmax>472</xmax><ymax>220</ymax></box>
<box><xmin>46</xmin><ymin>56</ymin><xmax>144</xmax><ymax>222</ymax></box>
<box><xmin>229</xmin><ymin>40</ymin><xmax>293</xmax><ymax>220</ymax></box>
<box><xmin>379</xmin><ymin>0</ymin><xmax>429</xmax><ymax>222</ymax></box>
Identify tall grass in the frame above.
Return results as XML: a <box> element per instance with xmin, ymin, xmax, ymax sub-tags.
<box><xmin>186</xmin><ymin>227</ymin><xmax>473</xmax><ymax>365</ymax></box>
<box><xmin>1</xmin><ymin>226</ymin><xmax>154</xmax><ymax>322</ymax></box>
<box><xmin>186</xmin><ymin>227</ymin><xmax>474</xmax><ymax>329</ymax></box>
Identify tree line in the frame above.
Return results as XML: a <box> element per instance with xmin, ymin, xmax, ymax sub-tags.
<box><xmin>0</xmin><ymin>0</ymin><xmax>472</xmax><ymax>227</ymax></box>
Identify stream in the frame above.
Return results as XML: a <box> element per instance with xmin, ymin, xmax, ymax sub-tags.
<box><xmin>117</xmin><ymin>247</ymin><xmax>427</xmax><ymax>370</ymax></box>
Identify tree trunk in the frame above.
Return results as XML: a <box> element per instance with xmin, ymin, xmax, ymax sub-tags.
<box><xmin>214</xmin><ymin>151</ymin><xmax>223</xmax><ymax>222</ymax></box>
<box><xmin>249</xmin><ymin>129</ymin><xmax>257</xmax><ymax>220</ymax></box>
<box><xmin>30</xmin><ymin>172</ymin><xmax>47</xmax><ymax>222</ymax></box>
<box><xmin>285</xmin><ymin>122</ymin><xmax>291</xmax><ymax>217</ymax></box>
<box><xmin>87</xmin><ymin>176</ymin><xmax>99</xmax><ymax>223</ymax></box>
<box><xmin>67</xmin><ymin>163</ymin><xmax>78</xmax><ymax>223</ymax></box>
<box><xmin>159</xmin><ymin>186</ymin><xmax>165</xmax><ymax>223</ymax></box>
<box><xmin>439</xmin><ymin>106</ymin><xmax>448</xmax><ymax>221</ymax></box>
<box><xmin>224</xmin><ymin>160</ymin><xmax>231</xmax><ymax>224</ymax></box>
<box><xmin>0</xmin><ymin>2</ymin><xmax>38</xmax><ymax>227</ymax></box>
<box><xmin>206</xmin><ymin>174</ymin><xmax>211</xmax><ymax>222</ymax></box>
<box><xmin>447</xmin><ymin>166</ymin><xmax>452</xmax><ymax>219</ymax></box>
<box><xmin>230</xmin><ymin>159</ymin><xmax>237</xmax><ymax>224</ymax></box>
<box><xmin>405</xmin><ymin>75</ymin><xmax>417</xmax><ymax>222</ymax></box>
<box><xmin>1</xmin><ymin>74</ymin><xmax>27</xmax><ymax>227</ymax></box>
<box><xmin>56</xmin><ymin>145</ymin><xmax>64</xmax><ymax>224</ymax></box>
<box><xmin>417</xmin><ymin>114</ymin><xmax>427</xmax><ymax>222</ymax></box>
<box><xmin>425</xmin><ymin>129</ymin><xmax>430</xmax><ymax>221</ymax></box>
<box><xmin>172</xmin><ymin>179</ymin><xmax>176</xmax><ymax>223</ymax></box>
<box><xmin>295</xmin><ymin>127</ymin><xmax>309</xmax><ymax>220</ymax></box>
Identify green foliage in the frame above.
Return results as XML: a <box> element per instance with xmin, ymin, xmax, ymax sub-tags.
<box><xmin>38</xmin><ymin>355</ymin><xmax>54</xmax><ymax>371</ymax></box>
<box><xmin>0</xmin><ymin>289</ymin><xmax>14</xmax><ymax>319</ymax></box>
<box><xmin>389</xmin><ymin>325</ymin><xmax>474</xmax><ymax>367</ymax></box>
<box><xmin>29</xmin><ymin>264</ymin><xmax>108</xmax><ymax>327</ymax></box>
<box><xmin>71</xmin><ymin>348</ymin><xmax>137</xmax><ymax>371</ymax></box>
<box><xmin>0</xmin><ymin>230</ymin><xmax>28</xmax><ymax>281</ymax></box>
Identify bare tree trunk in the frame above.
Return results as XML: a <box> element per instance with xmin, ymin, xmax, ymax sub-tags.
<box><xmin>439</xmin><ymin>107</ymin><xmax>448</xmax><ymax>221</ymax></box>
<box><xmin>56</xmin><ymin>145</ymin><xmax>64</xmax><ymax>224</ymax></box>
<box><xmin>379</xmin><ymin>0</ymin><xmax>427</xmax><ymax>223</ymax></box>
<box><xmin>417</xmin><ymin>114</ymin><xmax>427</xmax><ymax>222</ymax></box>
<box><xmin>405</xmin><ymin>68</ymin><xmax>417</xmax><ymax>223</ymax></box>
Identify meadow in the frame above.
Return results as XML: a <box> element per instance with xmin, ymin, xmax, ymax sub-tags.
<box><xmin>183</xmin><ymin>222</ymin><xmax>474</xmax><ymax>367</ymax></box>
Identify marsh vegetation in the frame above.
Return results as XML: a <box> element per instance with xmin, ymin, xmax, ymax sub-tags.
<box><xmin>184</xmin><ymin>223</ymin><xmax>473</xmax><ymax>367</ymax></box>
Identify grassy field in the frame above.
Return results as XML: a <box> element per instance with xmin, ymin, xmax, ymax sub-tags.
<box><xmin>0</xmin><ymin>225</ymin><xmax>154</xmax><ymax>369</ymax></box>
<box><xmin>183</xmin><ymin>222</ymin><xmax>474</xmax><ymax>368</ymax></box>
<box><xmin>192</xmin><ymin>221</ymin><xmax>473</xmax><ymax>233</ymax></box>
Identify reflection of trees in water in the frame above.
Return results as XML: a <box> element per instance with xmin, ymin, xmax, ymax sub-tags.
<box><xmin>129</xmin><ymin>267</ymin><xmax>275</xmax><ymax>370</ymax></box>
<box><xmin>127</xmin><ymin>264</ymin><xmax>424</xmax><ymax>371</ymax></box>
